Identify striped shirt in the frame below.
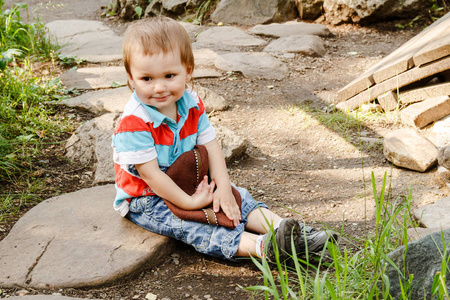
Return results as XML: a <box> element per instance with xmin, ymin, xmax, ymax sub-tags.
<box><xmin>112</xmin><ymin>89</ymin><xmax>216</xmax><ymax>216</ymax></box>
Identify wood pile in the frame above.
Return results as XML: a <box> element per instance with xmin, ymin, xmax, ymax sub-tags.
<box><xmin>336</xmin><ymin>11</ymin><xmax>450</xmax><ymax>124</ymax></box>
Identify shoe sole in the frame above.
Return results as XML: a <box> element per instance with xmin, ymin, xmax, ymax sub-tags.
<box><xmin>276</xmin><ymin>218</ymin><xmax>302</xmax><ymax>260</ymax></box>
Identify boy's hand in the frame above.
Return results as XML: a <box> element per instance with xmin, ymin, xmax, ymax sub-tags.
<box><xmin>213</xmin><ymin>183</ymin><xmax>241</xmax><ymax>227</ymax></box>
<box><xmin>191</xmin><ymin>176</ymin><xmax>215</xmax><ymax>208</ymax></box>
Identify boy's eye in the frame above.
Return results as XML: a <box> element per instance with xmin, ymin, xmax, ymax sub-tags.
<box><xmin>142</xmin><ymin>77</ymin><xmax>151</xmax><ymax>82</ymax></box>
<box><xmin>165</xmin><ymin>74</ymin><xmax>175</xmax><ymax>79</ymax></box>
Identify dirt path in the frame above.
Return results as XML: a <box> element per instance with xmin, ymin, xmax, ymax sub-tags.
<box><xmin>2</xmin><ymin>1</ymin><xmax>447</xmax><ymax>299</ymax></box>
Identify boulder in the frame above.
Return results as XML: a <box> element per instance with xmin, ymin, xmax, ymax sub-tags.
<box><xmin>213</xmin><ymin>124</ymin><xmax>248</xmax><ymax>163</ymax></box>
<box><xmin>323</xmin><ymin>0</ymin><xmax>432</xmax><ymax>25</ymax></box>
<box><xmin>65</xmin><ymin>113</ymin><xmax>119</xmax><ymax>184</ymax></box>
<box><xmin>263</xmin><ymin>35</ymin><xmax>326</xmax><ymax>57</ymax></box>
<box><xmin>430</xmin><ymin>115</ymin><xmax>450</xmax><ymax>148</ymax></box>
<box><xmin>382</xmin><ymin>228</ymin><xmax>450</xmax><ymax>299</ymax></box>
<box><xmin>112</xmin><ymin>0</ymin><xmax>150</xmax><ymax>20</ymax></box>
<box><xmin>0</xmin><ymin>185</ymin><xmax>174</xmax><ymax>289</ymax></box>
<box><xmin>294</xmin><ymin>0</ymin><xmax>324</xmax><ymax>20</ymax></box>
<box><xmin>112</xmin><ymin>0</ymin><xmax>203</xmax><ymax>20</ymax></box>
<box><xmin>211</xmin><ymin>0</ymin><xmax>298</xmax><ymax>25</ymax></box>
<box><xmin>439</xmin><ymin>145</ymin><xmax>450</xmax><ymax>170</ymax></box>
<box><xmin>215</xmin><ymin>52</ymin><xmax>288</xmax><ymax>80</ymax></box>
<box><xmin>196</xmin><ymin>86</ymin><xmax>229</xmax><ymax>112</ymax></box>
<box><xmin>194</xmin><ymin>48</ymin><xmax>220</xmax><ymax>67</ymax></box>
<box><xmin>249</xmin><ymin>21</ymin><xmax>331</xmax><ymax>38</ymax></box>
<box><xmin>437</xmin><ymin>165</ymin><xmax>450</xmax><ymax>189</ymax></box>
<box><xmin>145</xmin><ymin>0</ymin><xmax>203</xmax><ymax>18</ymax></box>
<box><xmin>383</xmin><ymin>128</ymin><xmax>438</xmax><ymax>172</ymax></box>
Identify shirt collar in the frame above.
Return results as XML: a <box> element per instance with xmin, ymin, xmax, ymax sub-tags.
<box><xmin>133</xmin><ymin>90</ymin><xmax>199</xmax><ymax>128</ymax></box>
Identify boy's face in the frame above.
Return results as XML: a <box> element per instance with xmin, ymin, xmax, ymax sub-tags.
<box><xmin>127</xmin><ymin>47</ymin><xmax>192</xmax><ymax>116</ymax></box>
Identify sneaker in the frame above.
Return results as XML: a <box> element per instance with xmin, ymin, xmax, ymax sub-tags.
<box><xmin>264</xmin><ymin>218</ymin><xmax>302</xmax><ymax>262</ymax></box>
<box><xmin>298</xmin><ymin>225</ymin><xmax>339</xmax><ymax>255</ymax></box>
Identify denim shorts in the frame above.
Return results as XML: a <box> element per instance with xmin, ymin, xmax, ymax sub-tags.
<box><xmin>126</xmin><ymin>185</ymin><xmax>268</xmax><ymax>261</ymax></box>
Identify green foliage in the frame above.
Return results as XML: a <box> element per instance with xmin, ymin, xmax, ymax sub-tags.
<box><xmin>0</xmin><ymin>1</ymin><xmax>74</xmax><ymax>223</ymax></box>
<box><xmin>248</xmin><ymin>171</ymin><xmax>449</xmax><ymax>299</ymax></box>
<box><xmin>192</xmin><ymin>0</ymin><xmax>217</xmax><ymax>25</ymax></box>
<box><xmin>0</xmin><ymin>1</ymin><xmax>57</xmax><ymax>59</ymax></box>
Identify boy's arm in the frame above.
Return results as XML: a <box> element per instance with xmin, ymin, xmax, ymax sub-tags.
<box><xmin>204</xmin><ymin>138</ymin><xmax>241</xmax><ymax>227</ymax></box>
<box><xmin>136</xmin><ymin>159</ymin><xmax>214</xmax><ymax>210</ymax></box>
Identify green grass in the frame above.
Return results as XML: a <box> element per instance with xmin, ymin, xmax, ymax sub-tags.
<box><xmin>0</xmin><ymin>1</ymin><xmax>75</xmax><ymax>223</ymax></box>
<box><xmin>247</xmin><ymin>171</ymin><xmax>450</xmax><ymax>299</ymax></box>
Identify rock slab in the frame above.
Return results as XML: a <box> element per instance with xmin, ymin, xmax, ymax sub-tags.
<box><xmin>383</xmin><ymin>128</ymin><xmax>438</xmax><ymax>172</ymax></box>
<box><xmin>46</xmin><ymin>20</ymin><xmax>122</xmax><ymax>63</ymax></box>
<box><xmin>0</xmin><ymin>185</ymin><xmax>174</xmax><ymax>289</ymax></box>
<box><xmin>382</xmin><ymin>228</ymin><xmax>450</xmax><ymax>300</ymax></box>
<box><xmin>215</xmin><ymin>52</ymin><xmax>288</xmax><ymax>80</ymax></box>
<box><xmin>60</xmin><ymin>66</ymin><xmax>127</xmax><ymax>90</ymax></box>
<box><xmin>413</xmin><ymin>197</ymin><xmax>450</xmax><ymax>229</ymax></box>
<box><xmin>249</xmin><ymin>22</ymin><xmax>331</xmax><ymax>38</ymax></box>
<box><xmin>194</xmin><ymin>26</ymin><xmax>266</xmax><ymax>50</ymax></box>
<box><xmin>263</xmin><ymin>35</ymin><xmax>326</xmax><ymax>57</ymax></box>
<box><xmin>60</xmin><ymin>87</ymin><xmax>132</xmax><ymax>115</ymax></box>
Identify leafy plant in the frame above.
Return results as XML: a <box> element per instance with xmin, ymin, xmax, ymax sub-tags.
<box><xmin>247</xmin><ymin>171</ymin><xmax>448</xmax><ymax>299</ymax></box>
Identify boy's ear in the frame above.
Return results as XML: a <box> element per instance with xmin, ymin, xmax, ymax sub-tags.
<box><xmin>127</xmin><ymin>72</ymin><xmax>135</xmax><ymax>89</ymax></box>
<box><xmin>186</xmin><ymin>66</ymin><xmax>193</xmax><ymax>82</ymax></box>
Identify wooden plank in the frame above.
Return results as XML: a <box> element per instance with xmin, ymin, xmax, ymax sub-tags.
<box><xmin>336</xmin><ymin>75</ymin><xmax>375</xmax><ymax>102</ymax></box>
<box><xmin>337</xmin><ymin>12</ymin><xmax>450</xmax><ymax>102</ymax></box>
<box><xmin>399</xmin><ymin>81</ymin><xmax>450</xmax><ymax>104</ymax></box>
<box><xmin>336</xmin><ymin>55</ymin><xmax>450</xmax><ymax>111</ymax></box>
<box><xmin>413</xmin><ymin>31</ymin><xmax>450</xmax><ymax>66</ymax></box>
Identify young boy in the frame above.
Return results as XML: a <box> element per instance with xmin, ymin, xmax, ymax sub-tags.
<box><xmin>112</xmin><ymin>16</ymin><xmax>333</xmax><ymax>261</ymax></box>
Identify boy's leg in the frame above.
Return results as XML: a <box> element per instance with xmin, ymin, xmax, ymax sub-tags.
<box><xmin>235</xmin><ymin>231</ymin><xmax>259</xmax><ymax>257</ymax></box>
<box><xmin>245</xmin><ymin>207</ymin><xmax>283</xmax><ymax>234</ymax></box>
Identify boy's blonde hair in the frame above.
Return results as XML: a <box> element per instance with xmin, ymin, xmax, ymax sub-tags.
<box><xmin>122</xmin><ymin>16</ymin><xmax>195</xmax><ymax>77</ymax></box>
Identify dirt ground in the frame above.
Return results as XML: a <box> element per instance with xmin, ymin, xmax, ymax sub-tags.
<box><xmin>1</xmin><ymin>1</ymin><xmax>449</xmax><ymax>299</ymax></box>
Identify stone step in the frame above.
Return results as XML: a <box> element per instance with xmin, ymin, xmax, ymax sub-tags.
<box><xmin>0</xmin><ymin>185</ymin><xmax>174</xmax><ymax>289</ymax></box>
<box><xmin>46</xmin><ymin>20</ymin><xmax>122</xmax><ymax>63</ymax></box>
<box><xmin>413</xmin><ymin>197</ymin><xmax>450</xmax><ymax>229</ymax></box>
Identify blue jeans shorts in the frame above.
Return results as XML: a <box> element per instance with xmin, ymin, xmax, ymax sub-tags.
<box><xmin>126</xmin><ymin>185</ymin><xmax>268</xmax><ymax>261</ymax></box>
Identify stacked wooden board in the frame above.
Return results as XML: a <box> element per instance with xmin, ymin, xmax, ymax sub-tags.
<box><xmin>336</xmin><ymin>12</ymin><xmax>450</xmax><ymax>111</ymax></box>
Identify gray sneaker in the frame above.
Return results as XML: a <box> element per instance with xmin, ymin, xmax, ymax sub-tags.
<box><xmin>298</xmin><ymin>223</ymin><xmax>339</xmax><ymax>255</ymax></box>
<box><xmin>264</xmin><ymin>218</ymin><xmax>302</xmax><ymax>262</ymax></box>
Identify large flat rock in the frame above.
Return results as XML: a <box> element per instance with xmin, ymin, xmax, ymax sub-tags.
<box><xmin>263</xmin><ymin>35</ymin><xmax>325</xmax><ymax>57</ymax></box>
<box><xmin>249</xmin><ymin>22</ymin><xmax>332</xmax><ymax>38</ymax></box>
<box><xmin>0</xmin><ymin>185</ymin><xmax>174</xmax><ymax>289</ymax></box>
<box><xmin>413</xmin><ymin>197</ymin><xmax>450</xmax><ymax>229</ymax></box>
<box><xmin>215</xmin><ymin>52</ymin><xmax>288</xmax><ymax>80</ymax></box>
<box><xmin>60</xmin><ymin>87</ymin><xmax>131</xmax><ymax>115</ymax></box>
<box><xmin>59</xmin><ymin>66</ymin><xmax>127</xmax><ymax>90</ymax></box>
<box><xmin>46</xmin><ymin>20</ymin><xmax>122</xmax><ymax>63</ymax></box>
<box><xmin>194</xmin><ymin>26</ymin><xmax>266</xmax><ymax>51</ymax></box>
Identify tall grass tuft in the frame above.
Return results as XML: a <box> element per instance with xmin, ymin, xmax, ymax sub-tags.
<box><xmin>0</xmin><ymin>1</ymin><xmax>73</xmax><ymax>222</ymax></box>
<box><xmin>247</xmin><ymin>171</ymin><xmax>449</xmax><ymax>299</ymax></box>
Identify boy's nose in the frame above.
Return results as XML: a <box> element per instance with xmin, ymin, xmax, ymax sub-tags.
<box><xmin>154</xmin><ymin>80</ymin><xmax>167</xmax><ymax>93</ymax></box>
